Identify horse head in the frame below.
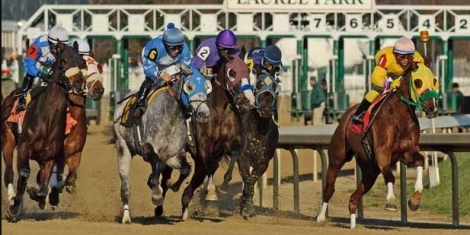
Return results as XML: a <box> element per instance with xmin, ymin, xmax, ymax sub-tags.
<box><xmin>216</xmin><ymin>54</ymin><xmax>252</xmax><ymax>109</ymax></box>
<box><xmin>52</xmin><ymin>46</ymin><xmax>87</xmax><ymax>95</ymax></box>
<box><xmin>409</xmin><ymin>65</ymin><xmax>440</xmax><ymax>119</ymax></box>
<box><xmin>254</xmin><ymin>72</ymin><xmax>277</xmax><ymax>118</ymax></box>
<box><xmin>71</xmin><ymin>41</ymin><xmax>104</xmax><ymax>101</ymax></box>
<box><xmin>174</xmin><ymin>64</ymin><xmax>211</xmax><ymax>122</ymax></box>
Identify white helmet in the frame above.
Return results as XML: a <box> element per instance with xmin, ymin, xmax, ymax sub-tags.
<box><xmin>393</xmin><ymin>37</ymin><xmax>415</xmax><ymax>55</ymax></box>
<box><xmin>48</xmin><ymin>25</ymin><xmax>69</xmax><ymax>44</ymax></box>
<box><xmin>70</xmin><ymin>38</ymin><xmax>90</xmax><ymax>55</ymax></box>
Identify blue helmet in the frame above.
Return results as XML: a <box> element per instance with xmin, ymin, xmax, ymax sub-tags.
<box><xmin>216</xmin><ymin>29</ymin><xmax>237</xmax><ymax>49</ymax></box>
<box><xmin>163</xmin><ymin>23</ymin><xmax>185</xmax><ymax>46</ymax></box>
<box><xmin>263</xmin><ymin>45</ymin><xmax>282</xmax><ymax>66</ymax></box>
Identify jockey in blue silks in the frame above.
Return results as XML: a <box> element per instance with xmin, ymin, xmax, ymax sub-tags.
<box><xmin>245</xmin><ymin>44</ymin><xmax>283</xmax><ymax>94</ymax></box>
<box><xmin>245</xmin><ymin>44</ymin><xmax>283</xmax><ymax>121</ymax></box>
<box><xmin>191</xmin><ymin>29</ymin><xmax>255</xmax><ymax>106</ymax></box>
<box><xmin>133</xmin><ymin>22</ymin><xmax>192</xmax><ymax>118</ymax></box>
<box><xmin>17</xmin><ymin>25</ymin><xmax>70</xmax><ymax>111</ymax></box>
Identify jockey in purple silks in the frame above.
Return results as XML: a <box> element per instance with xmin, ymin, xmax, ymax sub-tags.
<box><xmin>191</xmin><ymin>30</ymin><xmax>255</xmax><ymax>106</ymax></box>
<box><xmin>133</xmin><ymin>22</ymin><xmax>192</xmax><ymax>118</ymax></box>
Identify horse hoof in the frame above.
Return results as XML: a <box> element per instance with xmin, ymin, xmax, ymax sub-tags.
<box><xmin>408</xmin><ymin>200</ymin><xmax>420</xmax><ymax>211</ymax></box>
<box><xmin>66</xmin><ymin>185</ymin><xmax>76</xmax><ymax>194</ymax></box>
<box><xmin>166</xmin><ymin>180</ymin><xmax>180</xmax><ymax>192</ymax></box>
<box><xmin>122</xmin><ymin>209</ymin><xmax>132</xmax><ymax>224</ymax></box>
<box><xmin>39</xmin><ymin>199</ymin><xmax>47</xmax><ymax>209</ymax></box>
<box><xmin>155</xmin><ymin>206</ymin><xmax>164</xmax><ymax>218</ymax></box>
<box><xmin>6</xmin><ymin>202</ymin><xmax>21</xmax><ymax>223</ymax></box>
<box><xmin>216</xmin><ymin>186</ymin><xmax>228</xmax><ymax>198</ymax></box>
<box><xmin>49</xmin><ymin>187</ymin><xmax>60</xmax><ymax>206</ymax></box>
<box><xmin>151</xmin><ymin>194</ymin><xmax>164</xmax><ymax>206</ymax></box>
<box><xmin>27</xmin><ymin>187</ymin><xmax>40</xmax><ymax>201</ymax></box>
<box><xmin>385</xmin><ymin>203</ymin><xmax>398</xmax><ymax>211</ymax></box>
<box><xmin>182</xmin><ymin>208</ymin><xmax>189</xmax><ymax>220</ymax></box>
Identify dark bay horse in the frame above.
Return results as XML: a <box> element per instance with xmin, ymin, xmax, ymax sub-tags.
<box><xmin>237</xmin><ymin>72</ymin><xmax>279</xmax><ymax>218</ymax></box>
<box><xmin>113</xmin><ymin>65</ymin><xmax>210</xmax><ymax>224</ymax></box>
<box><xmin>1</xmin><ymin>43</ymin><xmax>100</xmax><ymax>202</ymax></box>
<box><xmin>181</xmin><ymin>53</ymin><xmax>253</xmax><ymax>220</ymax></box>
<box><xmin>316</xmin><ymin>65</ymin><xmax>439</xmax><ymax>228</ymax></box>
<box><xmin>4</xmin><ymin>46</ymin><xmax>87</xmax><ymax>222</ymax></box>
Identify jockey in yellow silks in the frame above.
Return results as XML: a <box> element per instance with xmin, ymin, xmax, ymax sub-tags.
<box><xmin>351</xmin><ymin>36</ymin><xmax>426</xmax><ymax>123</ymax></box>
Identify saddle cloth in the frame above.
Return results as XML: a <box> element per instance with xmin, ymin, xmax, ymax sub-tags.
<box><xmin>348</xmin><ymin>92</ymin><xmax>389</xmax><ymax>134</ymax></box>
<box><xmin>7</xmin><ymin>98</ymin><xmax>77</xmax><ymax>135</ymax></box>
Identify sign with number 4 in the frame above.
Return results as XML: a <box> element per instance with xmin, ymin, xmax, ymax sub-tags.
<box><xmin>419</xmin><ymin>15</ymin><xmax>435</xmax><ymax>33</ymax></box>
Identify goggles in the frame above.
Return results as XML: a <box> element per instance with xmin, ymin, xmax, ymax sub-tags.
<box><xmin>167</xmin><ymin>45</ymin><xmax>183</xmax><ymax>52</ymax></box>
<box><xmin>395</xmin><ymin>53</ymin><xmax>413</xmax><ymax>61</ymax></box>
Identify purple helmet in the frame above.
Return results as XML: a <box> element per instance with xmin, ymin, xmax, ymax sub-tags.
<box><xmin>216</xmin><ymin>29</ymin><xmax>237</xmax><ymax>49</ymax></box>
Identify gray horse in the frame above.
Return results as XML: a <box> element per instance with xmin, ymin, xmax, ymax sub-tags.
<box><xmin>113</xmin><ymin>65</ymin><xmax>211</xmax><ymax>224</ymax></box>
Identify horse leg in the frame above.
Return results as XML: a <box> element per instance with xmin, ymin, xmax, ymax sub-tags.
<box><xmin>238</xmin><ymin>159</ymin><xmax>269</xmax><ymax>219</ymax></box>
<box><xmin>117</xmin><ymin>140</ymin><xmax>133</xmax><ymax>224</ymax></box>
<box><xmin>32</xmin><ymin>160</ymin><xmax>55</xmax><ymax>209</ymax></box>
<box><xmin>217</xmin><ymin>143</ymin><xmax>241</xmax><ymax>197</ymax></box>
<box><xmin>166</xmin><ymin>151</ymin><xmax>191</xmax><ymax>192</ymax></box>
<box><xmin>48</xmin><ymin>163</ymin><xmax>61</xmax><ymax>207</ymax></box>
<box><xmin>155</xmin><ymin>167</ymin><xmax>173</xmax><ymax>218</ymax></box>
<box><xmin>6</xmin><ymin>153</ymin><xmax>30</xmax><ymax>222</ymax></box>
<box><xmin>181</xmin><ymin>154</ymin><xmax>207</xmax><ymax>220</ymax></box>
<box><xmin>406</xmin><ymin>151</ymin><xmax>425</xmax><ymax>211</ymax></box>
<box><xmin>149</xmin><ymin>159</ymin><xmax>166</xmax><ymax>207</ymax></box>
<box><xmin>317</xmin><ymin>149</ymin><xmax>354</xmax><ymax>222</ymax></box>
<box><xmin>348</xmin><ymin>166</ymin><xmax>380</xmax><ymax>229</ymax></box>
<box><xmin>379</xmin><ymin>163</ymin><xmax>397</xmax><ymax>211</ymax></box>
<box><xmin>2</xmin><ymin>128</ymin><xmax>16</xmax><ymax>203</ymax></box>
<box><xmin>64</xmin><ymin>151</ymin><xmax>82</xmax><ymax>193</ymax></box>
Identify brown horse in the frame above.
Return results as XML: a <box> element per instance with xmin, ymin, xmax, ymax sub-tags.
<box><xmin>4</xmin><ymin>46</ymin><xmax>86</xmax><ymax>222</ymax></box>
<box><xmin>180</xmin><ymin>53</ymin><xmax>252</xmax><ymax>220</ymax></box>
<box><xmin>54</xmin><ymin>57</ymin><xmax>105</xmax><ymax>193</ymax></box>
<box><xmin>316</xmin><ymin>65</ymin><xmax>440</xmax><ymax>228</ymax></box>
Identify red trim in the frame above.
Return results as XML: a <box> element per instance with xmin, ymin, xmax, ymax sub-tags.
<box><xmin>377</xmin><ymin>54</ymin><xmax>387</xmax><ymax>68</ymax></box>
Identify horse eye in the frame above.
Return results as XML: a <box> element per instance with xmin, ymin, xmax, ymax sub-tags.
<box><xmin>184</xmin><ymin>81</ymin><xmax>195</xmax><ymax>94</ymax></box>
<box><xmin>204</xmin><ymin>80</ymin><xmax>212</xmax><ymax>94</ymax></box>
<box><xmin>414</xmin><ymin>79</ymin><xmax>423</xmax><ymax>89</ymax></box>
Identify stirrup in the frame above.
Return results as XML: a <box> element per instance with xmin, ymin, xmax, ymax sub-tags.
<box><xmin>351</xmin><ymin>113</ymin><xmax>364</xmax><ymax>123</ymax></box>
<box><xmin>16</xmin><ymin>99</ymin><xmax>26</xmax><ymax>111</ymax></box>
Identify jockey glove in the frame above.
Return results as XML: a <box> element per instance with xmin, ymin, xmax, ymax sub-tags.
<box><xmin>390</xmin><ymin>79</ymin><xmax>401</xmax><ymax>89</ymax></box>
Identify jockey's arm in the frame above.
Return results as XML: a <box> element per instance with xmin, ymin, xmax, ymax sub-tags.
<box><xmin>24</xmin><ymin>44</ymin><xmax>43</xmax><ymax>77</ymax></box>
<box><xmin>179</xmin><ymin>44</ymin><xmax>192</xmax><ymax>68</ymax></box>
<box><xmin>142</xmin><ymin>50</ymin><xmax>160</xmax><ymax>83</ymax></box>
<box><xmin>370</xmin><ymin>65</ymin><xmax>388</xmax><ymax>93</ymax></box>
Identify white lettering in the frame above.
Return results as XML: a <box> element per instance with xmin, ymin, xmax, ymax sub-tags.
<box><xmin>226</xmin><ymin>0</ymin><xmax>374</xmax><ymax>11</ymax></box>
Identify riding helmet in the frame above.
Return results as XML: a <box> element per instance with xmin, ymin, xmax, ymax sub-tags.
<box><xmin>48</xmin><ymin>25</ymin><xmax>70</xmax><ymax>44</ymax></box>
<box><xmin>70</xmin><ymin>38</ymin><xmax>90</xmax><ymax>55</ymax></box>
<box><xmin>263</xmin><ymin>45</ymin><xmax>282</xmax><ymax>66</ymax></box>
<box><xmin>393</xmin><ymin>37</ymin><xmax>415</xmax><ymax>55</ymax></box>
<box><xmin>163</xmin><ymin>23</ymin><xmax>185</xmax><ymax>46</ymax></box>
<box><xmin>215</xmin><ymin>29</ymin><xmax>237</xmax><ymax>49</ymax></box>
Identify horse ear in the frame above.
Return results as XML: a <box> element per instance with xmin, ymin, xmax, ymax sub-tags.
<box><xmin>72</xmin><ymin>41</ymin><xmax>79</xmax><ymax>54</ymax></box>
<box><xmin>240</xmin><ymin>45</ymin><xmax>246</xmax><ymax>59</ymax></box>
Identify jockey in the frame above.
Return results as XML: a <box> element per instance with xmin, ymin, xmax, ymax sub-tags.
<box><xmin>351</xmin><ymin>36</ymin><xmax>426</xmax><ymax>124</ymax></box>
<box><xmin>69</xmin><ymin>38</ymin><xmax>103</xmax><ymax>83</ymax></box>
<box><xmin>134</xmin><ymin>22</ymin><xmax>192</xmax><ymax>118</ymax></box>
<box><xmin>245</xmin><ymin>44</ymin><xmax>283</xmax><ymax>94</ymax></box>
<box><xmin>191</xmin><ymin>29</ymin><xmax>255</xmax><ymax>106</ymax></box>
<box><xmin>17</xmin><ymin>25</ymin><xmax>69</xmax><ymax>111</ymax></box>
<box><xmin>191</xmin><ymin>29</ymin><xmax>240</xmax><ymax>80</ymax></box>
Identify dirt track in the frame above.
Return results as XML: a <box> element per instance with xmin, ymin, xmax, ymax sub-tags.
<box><xmin>2</xmin><ymin>119</ymin><xmax>470</xmax><ymax>234</ymax></box>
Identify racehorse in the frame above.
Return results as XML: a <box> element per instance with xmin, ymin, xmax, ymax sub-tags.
<box><xmin>54</xmin><ymin>65</ymin><xmax>105</xmax><ymax>194</ymax></box>
<box><xmin>113</xmin><ymin>65</ymin><xmax>211</xmax><ymax>224</ymax></box>
<box><xmin>4</xmin><ymin>46</ymin><xmax>87</xmax><ymax>222</ymax></box>
<box><xmin>236</xmin><ymin>71</ymin><xmax>279</xmax><ymax>218</ymax></box>
<box><xmin>181</xmin><ymin>52</ymin><xmax>252</xmax><ymax>220</ymax></box>
<box><xmin>1</xmin><ymin>42</ymin><xmax>102</xmax><ymax>205</ymax></box>
<box><xmin>316</xmin><ymin>65</ymin><xmax>439</xmax><ymax>228</ymax></box>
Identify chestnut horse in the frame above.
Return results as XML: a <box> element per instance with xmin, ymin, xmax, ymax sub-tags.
<box><xmin>316</xmin><ymin>65</ymin><xmax>439</xmax><ymax>228</ymax></box>
<box><xmin>4</xmin><ymin>46</ymin><xmax>87</xmax><ymax>222</ymax></box>
<box><xmin>181</xmin><ymin>53</ymin><xmax>252</xmax><ymax>220</ymax></box>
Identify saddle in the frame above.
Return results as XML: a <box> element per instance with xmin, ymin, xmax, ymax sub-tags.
<box><xmin>348</xmin><ymin>92</ymin><xmax>389</xmax><ymax>135</ymax></box>
<box><xmin>120</xmin><ymin>87</ymin><xmax>166</xmax><ymax>127</ymax></box>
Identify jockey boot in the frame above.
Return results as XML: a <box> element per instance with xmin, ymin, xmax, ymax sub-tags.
<box><xmin>351</xmin><ymin>98</ymin><xmax>372</xmax><ymax>124</ymax></box>
<box><xmin>133</xmin><ymin>79</ymin><xmax>153</xmax><ymax>118</ymax></box>
<box><xmin>16</xmin><ymin>75</ymin><xmax>34</xmax><ymax>111</ymax></box>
